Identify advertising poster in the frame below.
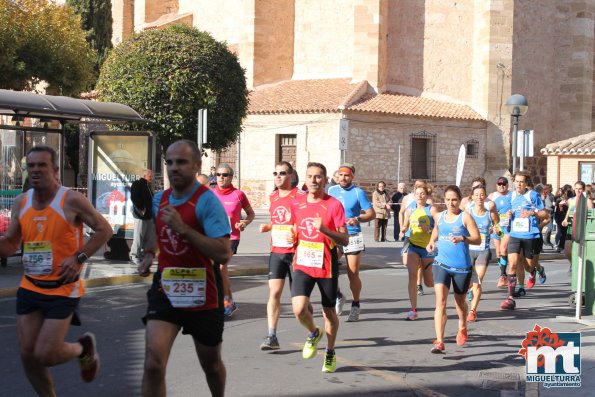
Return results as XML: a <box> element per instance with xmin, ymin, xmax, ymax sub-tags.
<box><xmin>89</xmin><ymin>133</ymin><xmax>152</xmax><ymax>238</ymax></box>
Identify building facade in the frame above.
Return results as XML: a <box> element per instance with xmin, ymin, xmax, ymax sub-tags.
<box><xmin>109</xmin><ymin>0</ymin><xmax>595</xmax><ymax>207</ymax></box>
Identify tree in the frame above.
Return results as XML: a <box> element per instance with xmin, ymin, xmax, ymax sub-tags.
<box><xmin>96</xmin><ymin>24</ymin><xmax>248</xmax><ymax>151</ymax></box>
<box><xmin>66</xmin><ymin>0</ymin><xmax>113</xmax><ymax>77</ymax></box>
<box><xmin>0</xmin><ymin>0</ymin><xmax>96</xmax><ymax>95</ymax></box>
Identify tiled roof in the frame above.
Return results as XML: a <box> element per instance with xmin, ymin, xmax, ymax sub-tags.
<box><xmin>540</xmin><ymin>131</ymin><xmax>595</xmax><ymax>155</ymax></box>
<box><xmin>248</xmin><ymin>79</ymin><xmax>367</xmax><ymax>114</ymax></box>
<box><xmin>248</xmin><ymin>79</ymin><xmax>484</xmax><ymax>121</ymax></box>
<box><xmin>348</xmin><ymin>92</ymin><xmax>484</xmax><ymax>121</ymax></box>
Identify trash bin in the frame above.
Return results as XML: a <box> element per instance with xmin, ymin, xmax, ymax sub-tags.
<box><xmin>570</xmin><ymin>208</ymin><xmax>595</xmax><ymax>315</ymax></box>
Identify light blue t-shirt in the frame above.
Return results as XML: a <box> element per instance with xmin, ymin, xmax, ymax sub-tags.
<box><xmin>328</xmin><ymin>184</ymin><xmax>372</xmax><ymax>235</ymax></box>
<box><xmin>153</xmin><ymin>182</ymin><xmax>230</xmax><ymax>239</ymax></box>
<box><xmin>509</xmin><ymin>189</ymin><xmax>544</xmax><ymax>239</ymax></box>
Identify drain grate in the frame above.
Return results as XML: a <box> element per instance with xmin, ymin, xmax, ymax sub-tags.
<box><xmin>478</xmin><ymin>371</ymin><xmax>521</xmax><ymax>391</ymax></box>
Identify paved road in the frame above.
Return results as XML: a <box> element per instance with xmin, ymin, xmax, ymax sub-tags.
<box><xmin>1</xmin><ymin>258</ymin><xmax>592</xmax><ymax>396</ymax></box>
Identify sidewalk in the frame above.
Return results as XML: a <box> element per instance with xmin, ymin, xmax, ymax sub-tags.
<box><xmin>0</xmin><ymin>209</ymin><xmax>567</xmax><ymax>297</ymax></box>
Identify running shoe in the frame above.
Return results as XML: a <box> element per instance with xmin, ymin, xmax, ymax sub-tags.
<box><xmin>497</xmin><ymin>275</ymin><xmax>507</xmax><ymax>288</ymax></box>
<box><xmin>335</xmin><ymin>292</ymin><xmax>346</xmax><ymax>315</ymax></box>
<box><xmin>302</xmin><ymin>327</ymin><xmax>323</xmax><ymax>359</ymax></box>
<box><xmin>430</xmin><ymin>340</ymin><xmax>445</xmax><ymax>354</ymax></box>
<box><xmin>406</xmin><ymin>310</ymin><xmax>418</xmax><ymax>321</ymax></box>
<box><xmin>500</xmin><ymin>297</ymin><xmax>516</xmax><ymax>310</ymax></box>
<box><xmin>456</xmin><ymin>327</ymin><xmax>468</xmax><ymax>346</ymax></box>
<box><xmin>417</xmin><ymin>284</ymin><xmax>424</xmax><ymax>296</ymax></box>
<box><xmin>347</xmin><ymin>306</ymin><xmax>360</xmax><ymax>322</ymax></box>
<box><xmin>78</xmin><ymin>333</ymin><xmax>100</xmax><ymax>383</ymax></box>
<box><xmin>513</xmin><ymin>287</ymin><xmax>526</xmax><ymax>298</ymax></box>
<box><xmin>321</xmin><ymin>351</ymin><xmax>337</xmax><ymax>373</ymax></box>
<box><xmin>526</xmin><ymin>270</ymin><xmax>536</xmax><ymax>289</ymax></box>
<box><xmin>467</xmin><ymin>290</ymin><xmax>473</xmax><ymax>302</ymax></box>
<box><xmin>467</xmin><ymin>309</ymin><xmax>477</xmax><ymax>322</ymax></box>
<box><xmin>260</xmin><ymin>335</ymin><xmax>280</xmax><ymax>351</ymax></box>
<box><xmin>224</xmin><ymin>298</ymin><xmax>238</xmax><ymax>317</ymax></box>
<box><xmin>537</xmin><ymin>266</ymin><xmax>547</xmax><ymax>284</ymax></box>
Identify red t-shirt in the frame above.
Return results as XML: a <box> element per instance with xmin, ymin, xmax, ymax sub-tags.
<box><xmin>269</xmin><ymin>187</ymin><xmax>306</xmax><ymax>254</ymax></box>
<box><xmin>291</xmin><ymin>194</ymin><xmax>346</xmax><ymax>278</ymax></box>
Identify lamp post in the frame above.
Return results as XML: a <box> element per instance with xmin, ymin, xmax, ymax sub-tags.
<box><xmin>505</xmin><ymin>94</ymin><xmax>528</xmax><ymax>174</ymax></box>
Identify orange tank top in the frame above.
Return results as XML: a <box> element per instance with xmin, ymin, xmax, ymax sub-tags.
<box><xmin>19</xmin><ymin>186</ymin><xmax>84</xmax><ymax>297</ymax></box>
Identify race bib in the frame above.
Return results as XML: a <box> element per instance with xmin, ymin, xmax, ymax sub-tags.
<box><xmin>499</xmin><ymin>213</ymin><xmax>509</xmax><ymax>227</ymax></box>
<box><xmin>271</xmin><ymin>225</ymin><xmax>293</xmax><ymax>248</ymax></box>
<box><xmin>22</xmin><ymin>241</ymin><xmax>53</xmax><ymax>276</ymax></box>
<box><xmin>343</xmin><ymin>233</ymin><xmax>364</xmax><ymax>254</ymax></box>
<box><xmin>469</xmin><ymin>234</ymin><xmax>487</xmax><ymax>251</ymax></box>
<box><xmin>161</xmin><ymin>267</ymin><xmax>206</xmax><ymax>308</ymax></box>
<box><xmin>512</xmin><ymin>217</ymin><xmax>530</xmax><ymax>233</ymax></box>
<box><xmin>296</xmin><ymin>241</ymin><xmax>324</xmax><ymax>268</ymax></box>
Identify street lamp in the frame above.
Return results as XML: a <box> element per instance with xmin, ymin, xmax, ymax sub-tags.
<box><xmin>505</xmin><ymin>94</ymin><xmax>528</xmax><ymax>174</ymax></box>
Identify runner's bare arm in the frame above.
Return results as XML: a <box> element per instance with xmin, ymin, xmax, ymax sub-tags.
<box><xmin>236</xmin><ymin>205</ymin><xmax>255</xmax><ymax>231</ymax></box>
<box><xmin>358</xmin><ymin>207</ymin><xmax>375</xmax><ymax>223</ymax></box>
<box><xmin>319</xmin><ymin>225</ymin><xmax>349</xmax><ymax>246</ymax></box>
<box><xmin>426</xmin><ymin>213</ymin><xmax>440</xmax><ymax>253</ymax></box>
<box><xmin>59</xmin><ymin>190</ymin><xmax>112</xmax><ymax>282</ymax></box>
<box><xmin>0</xmin><ymin>195</ymin><xmax>24</xmax><ymax>256</ymax></box>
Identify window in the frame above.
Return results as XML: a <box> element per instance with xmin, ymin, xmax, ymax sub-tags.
<box><xmin>579</xmin><ymin>162</ymin><xmax>595</xmax><ymax>184</ymax></box>
<box><xmin>466</xmin><ymin>139</ymin><xmax>479</xmax><ymax>159</ymax></box>
<box><xmin>277</xmin><ymin>134</ymin><xmax>297</xmax><ymax>164</ymax></box>
<box><xmin>410</xmin><ymin>130</ymin><xmax>436</xmax><ymax>181</ymax></box>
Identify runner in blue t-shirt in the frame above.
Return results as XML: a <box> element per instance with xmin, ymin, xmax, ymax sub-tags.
<box><xmin>501</xmin><ymin>171</ymin><xmax>547</xmax><ymax>311</ymax></box>
<box><xmin>488</xmin><ymin>176</ymin><xmax>513</xmax><ymax>288</ymax></box>
<box><xmin>327</xmin><ymin>163</ymin><xmax>375</xmax><ymax>322</ymax></box>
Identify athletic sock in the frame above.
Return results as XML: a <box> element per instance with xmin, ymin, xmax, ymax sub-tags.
<box><xmin>268</xmin><ymin>328</ymin><xmax>276</xmax><ymax>337</ymax></box>
<box><xmin>308</xmin><ymin>328</ymin><xmax>319</xmax><ymax>338</ymax></box>
<box><xmin>352</xmin><ymin>301</ymin><xmax>360</xmax><ymax>308</ymax></box>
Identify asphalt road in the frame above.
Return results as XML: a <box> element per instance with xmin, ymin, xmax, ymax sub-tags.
<box><xmin>1</xmin><ymin>259</ymin><xmax>591</xmax><ymax>397</ymax></box>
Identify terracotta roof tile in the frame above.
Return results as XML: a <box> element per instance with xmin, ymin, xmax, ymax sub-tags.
<box><xmin>248</xmin><ymin>79</ymin><xmax>366</xmax><ymax>114</ymax></box>
<box><xmin>347</xmin><ymin>92</ymin><xmax>484</xmax><ymax>121</ymax></box>
<box><xmin>540</xmin><ymin>131</ymin><xmax>595</xmax><ymax>155</ymax></box>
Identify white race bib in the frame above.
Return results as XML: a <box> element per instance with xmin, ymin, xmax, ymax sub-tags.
<box><xmin>296</xmin><ymin>241</ymin><xmax>324</xmax><ymax>268</ymax></box>
<box><xmin>343</xmin><ymin>233</ymin><xmax>364</xmax><ymax>254</ymax></box>
<box><xmin>161</xmin><ymin>267</ymin><xmax>206</xmax><ymax>308</ymax></box>
<box><xmin>512</xmin><ymin>217</ymin><xmax>530</xmax><ymax>233</ymax></box>
<box><xmin>271</xmin><ymin>225</ymin><xmax>293</xmax><ymax>248</ymax></box>
<box><xmin>23</xmin><ymin>241</ymin><xmax>53</xmax><ymax>276</ymax></box>
<box><xmin>469</xmin><ymin>234</ymin><xmax>487</xmax><ymax>251</ymax></box>
<box><xmin>499</xmin><ymin>213</ymin><xmax>510</xmax><ymax>227</ymax></box>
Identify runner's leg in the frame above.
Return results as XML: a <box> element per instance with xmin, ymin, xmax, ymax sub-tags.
<box><xmin>142</xmin><ymin>320</ymin><xmax>179</xmax><ymax>397</ymax></box>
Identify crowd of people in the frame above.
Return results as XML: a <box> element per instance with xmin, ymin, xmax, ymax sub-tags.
<box><xmin>2</xmin><ymin>140</ymin><xmax>594</xmax><ymax>396</ymax></box>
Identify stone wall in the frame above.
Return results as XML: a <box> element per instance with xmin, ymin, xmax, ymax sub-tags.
<box><xmin>293</xmin><ymin>0</ymin><xmax>354</xmax><ymax>79</ymax></box>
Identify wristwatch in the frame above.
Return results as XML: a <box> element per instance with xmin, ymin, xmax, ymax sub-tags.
<box><xmin>76</xmin><ymin>251</ymin><xmax>89</xmax><ymax>264</ymax></box>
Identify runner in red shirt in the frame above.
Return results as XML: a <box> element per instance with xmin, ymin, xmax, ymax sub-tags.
<box><xmin>290</xmin><ymin>162</ymin><xmax>348</xmax><ymax>373</ymax></box>
<box><xmin>259</xmin><ymin>161</ymin><xmax>306</xmax><ymax>350</ymax></box>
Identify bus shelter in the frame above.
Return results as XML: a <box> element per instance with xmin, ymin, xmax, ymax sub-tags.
<box><xmin>0</xmin><ymin>89</ymin><xmax>152</xmax><ymax>263</ymax></box>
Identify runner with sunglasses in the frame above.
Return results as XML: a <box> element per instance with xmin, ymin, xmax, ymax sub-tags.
<box><xmin>213</xmin><ymin>164</ymin><xmax>255</xmax><ymax>317</ymax></box>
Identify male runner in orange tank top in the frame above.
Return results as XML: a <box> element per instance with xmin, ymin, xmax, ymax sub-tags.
<box><xmin>0</xmin><ymin>145</ymin><xmax>111</xmax><ymax>395</ymax></box>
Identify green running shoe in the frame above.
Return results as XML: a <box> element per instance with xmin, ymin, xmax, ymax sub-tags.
<box><xmin>302</xmin><ymin>327</ymin><xmax>322</xmax><ymax>359</ymax></box>
<box><xmin>322</xmin><ymin>351</ymin><xmax>336</xmax><ymax>373</ymax></box>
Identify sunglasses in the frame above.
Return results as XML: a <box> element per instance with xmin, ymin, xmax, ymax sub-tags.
<box><xmin>273</xmin><ymin>171</ymin><xmax>288</xmax><ymax>176</ymax></box>
<box><xmin>216</xmin><ymin>173</ymin><xmax>230</xmax><ymax>177</ymax></box>
<box><xmin>497</xmin><ymin>183</ymin><xmax>507</xmax><ymax>186</ymax></box>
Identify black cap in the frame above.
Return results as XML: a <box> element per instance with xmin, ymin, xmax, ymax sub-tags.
<box><xmin>497</xmin><ymin>177</ymin><xmax>508</xmax><ymax>185</ymax></box>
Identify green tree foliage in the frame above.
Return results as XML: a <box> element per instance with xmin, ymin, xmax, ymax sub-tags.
<box><xmin>66</xmin><ymin>0</ymin><xmax>113</xmax><ymax>76</ymax></box>
<box><xmin>97</xmin><ymin>25</ymin><xmax>248</xmax><ymax>151</ymax></box>
<box><xmin>0</xmin><ymin>0</ymin><xmax>95</xmax><ymax>95</ymax></box>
